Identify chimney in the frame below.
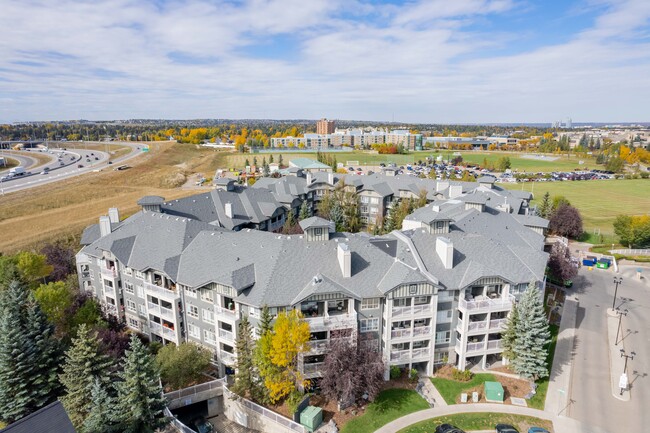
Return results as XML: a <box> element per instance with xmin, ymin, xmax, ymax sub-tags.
<box><xmin>436</xmin><ymin>181</ymin><xmax>449</xmax><ymax>193</ymax></box>
<box><xmin>449</xmin><ymin>185</ymin><xmax>463</xmax><ymax>199</ymax></box>
<box><xmin>99</xmin><ymin>215</ymin><xmax>112</xmax><ymax>237</ymax></box>
<box><xmin>432</xmin><ymin>204</ymin><xmax>441</xmax><ymax>213</ymax></box>
<box><xmin>225</xmin><ymin>202</ymin><xmax>233</xmax><ymax>219</ymax></box>
<box><xmin>328</xmin><ymin>172</ymin><xmax>334</xmax><ymax>185</ymax></box>
<box><xmin>306</xmin><ymin>171</ymin><xmax>313</xmax><ymax>185</ymax></box>
<box><xmin>108</xmin><ymin>207</ymin><xmax>120</xmax><ymax>224</ymax></box>
<box><xmin>337</xmin><ymin>243</ymin><xmax>352</xmax><ymax>278</ymax></box>
<box><xmin>436</xmin><ymin>237</ymin><xmax>454</xmax><ymax>269</ymax></box>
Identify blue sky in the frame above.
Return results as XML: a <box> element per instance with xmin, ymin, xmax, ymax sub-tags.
<box><xmin>0</xmin><ymin>0</ymin><xmax>649</xmax><ymax>123</ymax></box>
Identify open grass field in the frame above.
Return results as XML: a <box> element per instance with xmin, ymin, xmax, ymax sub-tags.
<box><xmin>0</xmin><ymin>142</ymin><xmax>226</xmax><ymax>254</ymax></box>
<box><xmin>430</xmin><ymin>373</ymin><xmax>497</xmax><ymax>405</ymax></box>
<box><xmin>221</xmin><ymin>150</ymin><xmax>595</xmax><ymax>173</ymax></box>
<box><xmin>503</xmin><ymin>179</ymin><xmax>650</xmax><ymax>234</ymax></box>
<box><xmin>340</xmin><ymin>388</ymin><xmax>429</xmax><ymax>433</ymax></box>
<box><xmin>397</xmin><ymin>412</ymin><xmax>553</xmax><ymax>433</ymax></box>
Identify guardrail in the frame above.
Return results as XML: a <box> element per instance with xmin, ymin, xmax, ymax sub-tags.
<box><xmin>164</xmin><ymin>377</ymin><xmax>226</xmax><ymax>402</ymax></box>
<box><xmin>164</xmin><ymin>407</ymin><xmax>197</xmax><ymax>433</ymax></box>
<box><xmin>610</xmin><ymin>248</ymin><xmax>650</xmax><ymax>256</ymax></box>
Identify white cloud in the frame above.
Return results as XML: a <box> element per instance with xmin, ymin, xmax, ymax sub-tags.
<box><xmin>0</xmin><ymin>0</ymin><xmax>648</xmax><ymax>122</ymax></box>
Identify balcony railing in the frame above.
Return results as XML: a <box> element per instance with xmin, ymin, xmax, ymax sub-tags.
<box><xmin>215</xmin><ymin>305</ymin><xmax>236</xmax><ymax>318</ymax></box>
<box><xmin>390</xmin><ymin>349</ymin><xmax>411</xmax><ymax>362</ymax></box>
<box><xmin>150</xmin><ymin>322</ymin><xmax>162</xmax><ymax>334</ymax></box>
<box><xmin>489</xmin><ymin>318</ymin><xmax>507</xmax><ymax>330</ymax></box>
<box><xmin>103</xmin><ymin>284</ymin><xmax>116</xmax><ymax>297</ymax></box>
<box><xmin>487</xmin><ymin>339</ymin><xmax>503</xmax><ymax>350</ymax></box>
<box><xmin>391</xmin><ymin>328</ymin><xmax>412</xmax><ymax>339</ymax></box>
<box><xmin>162</xmin><ymin>326</ymin><xmax>176</xmax><ymax>340</ymax></box>
<box><xmin>81</xmin><ymin>271</ymin><xmax>91</xmax><ymax>279</ymax></box>
<box><xmin>159</xmin><ymin>305</ymin><xmax>175</xmax><ymax>320</ymax></box>
<box><xmin>466</xmin><ymin>341</ymin><xmax>485</xmax><ymax>353</ymax></box>
<box><xmin>392</xmin><ymin>304</ymin><xmax>433</xmax><ymax>317</ymax></box>
<box><xmin>413</xmin><ymin>325</ymin><xmax>432</xmax><ymax>337</ymax></box>
<box><xmin>455</xmin><ymin>339</ymin><xmax>461</xmax><ymax>353</ymax></box>
<box><xmin>468</xmin><ymin>320</ymin><xmax>488</xmax><ymax>332</ymax></box>
<box><xmin>306</xmin><ymin>313</ymin><xmax>357</xmax><ymax>329</ymax></box>
<box><xmin>219</xmin><ymin>328</ymin><xmax>234</xmax><ymax>341</ymax></box>
<box><xmin>144</xmin><ymin>281</ymin><xmax>179</xmax><ymax>301</ymax></box>
<box><xmin>105</xmin><ymin>304</ymin><xmax>118</xmax><ymax>316</ymax></box>
<box><xmin>100</xmin><ymin>268</ymin><xmax>117</xmax><ymax>279</ymax></box>
<box><xmin>220</xmin><ymin>351</ymin><xmax>236</xmax><ymax>365</ymax></box>
<box><xmin>412</xmin><ymin>347</ymin><xmax>431</xmax><ymax>359</ymax></box>
<box><xmin>303</xmin><ymin>362</ymin><xmax>324</xmax><ymax>374</ymax></box>
<box><xmin>147</xmin><ymin>302</ymin><xmax>161</xmax><ymax>315</ymax></box>
<box><xmin>458</xmin><ymin>295</ymin><xmax>514</xmax><ymax>312</ymax></box>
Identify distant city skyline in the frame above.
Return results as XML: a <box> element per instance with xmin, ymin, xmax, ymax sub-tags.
<box><xmin>1</xmin><ymin>0</ymin><xmax>649</xmax><ymax>123</ymax></box>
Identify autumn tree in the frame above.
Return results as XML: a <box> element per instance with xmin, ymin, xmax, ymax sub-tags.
<box><xmin>547</xmin><ymin>242</ymin><xmax>577</xmax><ymax>283</ymax></box>
<box><xmin>156</xmin><ymin>342</ymin><xmax>211</xmax><ymax>390</ymax></box>
<box><xmin>613</xmin><ymin>215</ymin><xmax>650</xmax><ymax>248</ymax></box>
<box><xmin>41</xmin><ymin>242</ymin><xmax>76</xmax><ymax>281</ymax></box>
<box><xmin>549</xmin><ymin>204</ymin><xmax>583</xmax><ymax>239</ymax></box>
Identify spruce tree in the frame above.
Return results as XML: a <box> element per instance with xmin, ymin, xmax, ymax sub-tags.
<box><xmin>299</xmin><ymin>200</ymin><xmax>310</xmax><ymax>220</ymax></box>
<box><xmin>537</xmin><ymin>192</ymin><xmax>551</xmax><ymax>219</ymax></box>
<box><xmin>501</xmin><ymin>303</ymin><xmax>519</xmax><ymax>362</ymax></box>
<box><xmin>259</xmin><ymin>305</ymin><xmax>273</xmax><ymax>335</ymax></box>
<box><xmin>269</xmin><ymin>154</ymin><xmax>274</xmax><ymax>163</ymax></box>
<box><xmin>0</xmin><ymin>281</ymin><xmax>61</xmax><ymax>424</ymax></box>
<box><xmin>512</xmin><ymin>281</ymin><xmax>551</xmax><ymax>381</ymax></box>
<box><xmin>60</xmin><ymin>324</ymin><xmax>114</xmax><ymax>429</ymax></box>
<box><xmin>115</xmin><ymin>335</ymin><xmax>167</xmax><ymax>433</ymax></box>
<box><xmin>82</xmin><ymin>379</ymin><xmax>118</xmax><ymax>433</ymax></box>
<box><xmin>232</xmin><ymin>317</ymin><xmax>260</xmax><ymax>400</ymax></box>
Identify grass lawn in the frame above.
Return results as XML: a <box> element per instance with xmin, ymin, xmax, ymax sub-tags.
<box><xmin>0</xmin><ymin>156</ymin><xmax>19</xmax><ymax>172</ymax></box>
<box><xmin>430</xmin><ymin>373</ymin><xmax>496</xmax><ymax>405</ymax></box>
<box><xmin>528</xmin><ymin>323</ymin><xmax>560</xmax><ymax>410</ymax></box>
<box><xmin>340</xmin><ymin>388</ymin><xmax>429</xmax><ymax>433</ymax></box>
<box><xmin>503</xmin><ymin>179</ymin><xmax>650</xmax><ymax>233</ymax></box>
<box><xmin>397</xmin><ymin>412</ymin><xmax>553</xmax><ymax>433</ymax></box>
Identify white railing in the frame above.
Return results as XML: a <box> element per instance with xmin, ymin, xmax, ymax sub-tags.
<box><xmin>455</xmin><ymin>340</ymin><xmax>461</xmax><ymax>353</ymax></box>
<box><xmin>413</xmin><ymin>325</ymin><xmax>432</xmax><ymax>337</ymax></box>
<box><xmin>308</xmin><ymin>339</ymin><xmax>329</xmax><ymax>352</ymax></box>
<box><xmin>489</xmin><ymin>318</ymin><xmax>507</xmax><ymax>330</ymax></box>
<box><xmin>215</xmin><ymin>305</ymin><xmax>236</xmax><ymax>318</ymax></box>
<box><xmin>148</xmin><ymin>302</ymin><xmax>161</xmax><ymax>315</ymax></box>
<box><xmin>160</xmin><ymin>305</ymin><xmax>175</xmax><ymax>320</ymax></box>
<box><xmin>458</xmin><ymin>295</ymin><xmax>514</xmax><ymax>311</ymax></box>
<box><xmin>325</xmin><ymin>313</ymin><xmax>357</xmax><ymax>328</ymax></box>
<box><xmin>144</xmin><ymin>281</ymin><xmax>179</xmax><ymax>301</ymax></box>
<box><xmin>610</xmin><ymin>248</ymin><xmax>650</xmax><ymax>256</ymax></box>
<box><xmin>164</xmin><ymin>407</ymin><xmax>196</xmax><ymax>433</ymax></box>
<box><xmin>150</xmin><ymin>322</ymin><xmax>163</xmax><ymax>334</ymax></box>
<box><xmin>101</xmin><ymin>267</ymin><xmax>117</xmax><ymax>278</ymax></box>
<box><xmin>392</xmin><ymin>304</ymin><xmax>433</xmax><ymax>317</ymax></box>
<box><xmin>412</xmin><ymin>347</ymin><xmax>431</xmax><ymax>358</ymax></box>
<box><xmin>220</xmin><ymin>351</ymin><xmax>236</xmax><ymax>365</ymax></box>
<box><xmin>219</xmin><ymin>328</ymin><xmax>234</xmax><ymax>341</ymax></box>
<box><xmin>164</xmin><ymin>377</ymin><xmax>226</xmax><ymax>401</ymax></box>
<box><xmin>162</xmin><ymin>326</ymin><xmax>176</xmax><ymax>340</ymax></box>
<box><xmin>105</xmin><ymin>304</ymin><xmax>118</xmax><ymax>315</ymax></box>
<box><xmin>468</xmin><ymin>320</ymin><xmax>488</xmax><ymax>332</ymax></box>
<box><xmin>103</xmin><ymin>284</ymin><xmax>116</xmax><ymax>296</ymax></box>
<box><xmin>487</xmin><ymin>339</ymin><xmax>503</xmax><ymax>350</ymax></box>
<box><xmin>222</xmin><ymin>385</ymin><xmax>307</xmax><ymax>433</ymax></box>
<box><xmin>390</xmin><ymin>349</ymin><xmax>411</xmax><ymax>362</ymax></box>
<box><xmin>466</xmin><ymin>341</ymin><xmax>485</xmax><ymax>353</ymax></box>
<box><xmin>391</xmin><ymin>328</ymin><xmax>412</xmax><ymax>339</ymax></box>
<box><xmin>303</xmin><ymin>362</ymin><xmax>324</xmax><ymax>374</ymax></box>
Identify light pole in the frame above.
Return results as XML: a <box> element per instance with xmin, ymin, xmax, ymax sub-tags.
<box><xmin>619</xmin><ymin>349</ymin><xmax>635</xmax><ymax>395</ymax></box>
<box><xmin>620</xmin><ymin>349</ymin><xmax>635</xmax><ymax>372</ymax></box>
<box><xmin>612</xmin><ymin>276</ymin><xmax>623</xmax><ymax>310</ymax></box>
<box><xmin>615</xmin><ymin>308</ymin><xmax>628</xmax><ymax>345</ymax></box>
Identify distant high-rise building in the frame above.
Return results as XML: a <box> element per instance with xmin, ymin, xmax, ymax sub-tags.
<box><xmin>316</xmin><ymin>118</ymin><xmax>335</xmax><ymax>135</ymax></box>
<box><xmin>565</xmin><ymin>117</ymin><xmax>572</xmax><ymax>128</ymax></box>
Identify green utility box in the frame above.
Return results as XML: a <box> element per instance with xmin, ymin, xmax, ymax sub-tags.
<box><xmin>300</xmin><ymin>406</ymin><xmax>323</xmax><ymax>432</ymax></box>
<box><xmin>485</xmin><ymin>381</ymin><xmax>504</xmax><ymax>403</ymax></box>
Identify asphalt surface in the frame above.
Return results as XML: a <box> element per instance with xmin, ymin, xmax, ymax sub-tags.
<box><xmin>567</xmin><ymin>264</ymin><xmax>650</xmax><ymax>432</ymax></box>
<box><xmin>0</xmin><ymin>151</ymin><xmax>45</xmax><ymax>171</ymax></box>
<box><xmin>0</xmin><ymin>141</ymin><xmax>143</xmax><ymax>194</ymax></box>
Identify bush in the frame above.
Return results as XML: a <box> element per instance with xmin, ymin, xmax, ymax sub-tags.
<box><xmin>451</xmin><ymin>368</ymin><xmax>473</xmax><ymax>382</ymax></box>
<box><xmin>409</xmin><ymin>368</ymin><xmax>418</xmax><ymax>382</ymax></box>
<box><xmin>156</xmin><ymin>342</ymin><xmax>212</xmax><ymax>390</ymax></box>
<box><xmin>390</xmin><ymin>365</ymin><xmax>402</xmax><ymax>380</ymax></box>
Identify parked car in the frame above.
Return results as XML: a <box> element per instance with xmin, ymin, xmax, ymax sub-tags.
<box><xmin>108</xmin><ymin>161</ymin><xmax>113</xmax><ymax>164</ymax></box>
<box><xmin>192</xmin><ymin>417</ymin><xmax>213</xmax><ymax>433</ymax></box>
<box><xmin>495</xmin><ymin>424</ymin><xmax>519</xmax><ymax>433</ymax></box>
<box><xmin>435</xmin><ymin>424</ymin><xmax>466</xmax><ymax>433</ymax></box>
<box><xmin>77</xmin><ymin>164</ymin><xmax>84</xmax><ymax>168</ymax></box>
<box><xmin>527</xmin><ymin>428</ymin><xmax>549</xmax><ymax>433</ymax></box>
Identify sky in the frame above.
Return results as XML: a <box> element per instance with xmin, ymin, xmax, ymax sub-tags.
<box><xmin>0</xmin><ymin>0</ymin><xmax>649</xmax><ymax>123</ymax></box>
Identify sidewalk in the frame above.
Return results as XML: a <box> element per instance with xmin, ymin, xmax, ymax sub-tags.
<box><xmin>606</xmin><ymin>308</ymin><xmax>630</xmax><ymax>401</ymax></box>
<box><xmin>418</xmin><ymin>376</ymin><xmax>447</xmax><ymax>407</ymax></box>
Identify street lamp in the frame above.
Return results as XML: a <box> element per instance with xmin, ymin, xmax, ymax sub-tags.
<box><xmin>612</xmin><ymin>276</ymin><xmax>623</xmax><ymax>310</ymax></box>
<box><xmin>615</xmin><ymin>308</ymin><xmax>628</xmax><ymax>345</ymax></box>
<box><xmin>619</xmin><ymin>349</ymin><xmax>635</xmax><ymax>395</ymax></box>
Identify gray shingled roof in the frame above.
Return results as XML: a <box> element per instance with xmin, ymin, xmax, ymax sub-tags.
<box><xmin>137</xmin><ymin>195</ymin><xmax>165</xmax><ymax>206</ymax></box>
<box><xmin>0</xmin><ymin>401</ymin><xmax>76</xmax><ymax>433</ymax></box>
<box><xmin>299</xmin><ymin>216</ymin><xmax>332</xmax><ymax>230</ymax></box>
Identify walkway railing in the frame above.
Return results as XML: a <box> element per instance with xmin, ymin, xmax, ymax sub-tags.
<box><xmin>164</xmin><ymin>377</ymin><xmax>226</xmax><ymax>402</ymax></box>
<box><xmin>164</xmin><ymin>407</ymin><xmax>196</xmax><ymax>433</ymax></box>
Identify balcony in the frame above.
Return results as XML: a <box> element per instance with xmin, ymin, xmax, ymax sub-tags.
<box><xmin>162</xmin><ymin>326</ymin><xmax>176</xmax><ymax>340</ymax></box>
<box><xmin>103</xmin><ymin>284</ymin><xmax>116</xmax><ymax>297</ymax></box>
<box><xmin>215</xmin><ymin>305</ymin><xmax>236</xmax><ymax>319</ymax></box>
<box><xmin>412</xmin><ymin>347</ymin><xmax>431</xmax><ymax>359</ymax></box>
<box><xmin>303</xmin><ymin>362</ymin><xmax>324</xmax><ymax>374</ymax></box>
<box><xmin>220</xmin><ymin>351</ymin><xmax>236</xmax><ymax>365</ymax></box>
<box><xmin>486</xmin><ymin>339</ymin><xmax>503</xmax><ymax>351</ymax></box>
<box><xmin>391</xmin><ymin>328</ymin><xmax>412</xmax><ymax>339</ymax></box>
<box><xmin>306</xmin><ymin>313</ymin><xmax>357</xmax><ymax>330</ymax></box>
<box><xmin>144</xmin><ymin>281</ymin><xmax>179</xmax><ymax>302</ymax></box>
<box><xmin>392</xmin><ymin>304</ymin><xmax>433</xmax><ymax>318</ymax></box>
<box><xmin>468</xmin><ymin>320</ymin><xmax>488</xmax><ymax>333</ymax></box>
<box><xmin>489</xmin><ymin>318</ymin><xmax>507</xmax><ymax>330</ymax></box>
<box><xmin>147</xmin><ymin>302</ymin><xmax>161</xmax><ymax>315</ymax></box>
<box><xmin>105</xmin><ymin>304</ymin><xmax>118</xmax><ymax>316</ymax></box>
<box><xmin>150</xmin><ymin>322</ymin><xmax>162</xmax><ymax>334</ymax></box>
<box><xmin>159</xmin><ymin>305</ymin><xmax>175</xmax><ymax>320</ymax></box>
<box><xmin>101</xmin><ymin>268</ymin><xmax>117</xmax><ymax>279</ymax></box>
<box><xmin>390</xmin><ymin>349</ymin><xmax>411</xmax><ymax>362</ymax></box>
<box><xmin>81</xmin><ymin>271</ymin><xmax>91</xmax><ymax>279</ymax></box>
<box><xmin>458</xmin><ymin>295</ymin><xmax>514</xmax><ymax>312</ymax></box>
<box><xmin>413</xmin><ymin>325</ymin><xmax>432</xmax><ymax>337</ymax></box>
<box><xmin>219</xmin><ymin>328</ymin><xmax>234</xmax><ymax>341</ymax></box>
<box><xmin>466</xmin><ymin>341</ymin><xmax>485</xmax><ymax>353</ymax></box>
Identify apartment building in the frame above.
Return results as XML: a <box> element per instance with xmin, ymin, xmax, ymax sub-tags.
<box><xmin>316</xmin><ymin>118</ymin><xmax>336</xmax><ymax>135</ymax></box>
<box><xmin>76</xmin><ymin>181</ymin><xmax>548</xmax><ymax>379</ymax></box>
<box><xmin>270</xmin><ymin>129</ymin><xmax>424</xmax><ymax>150</ymax></box>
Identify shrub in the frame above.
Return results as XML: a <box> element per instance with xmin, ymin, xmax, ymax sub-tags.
<box><xmin>390</xmin><ymin>365</ymin><xmax>402</xmax><ymax>380</ymax></box>
<box><xmin>408</xmin><ymin>368</ymin><xmax>418</xmax><ymax>382</ymax></box>
<box><xmin>451</xmin><ymin>368</ymin><xmax>473</xmax><ymax>382</ymax></box>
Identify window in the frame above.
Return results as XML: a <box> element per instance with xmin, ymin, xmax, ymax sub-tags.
<box><xmin>126</xmin><ymin>300</ymin><xmax>136</xmax><ymax>312</ymax></box>
<box><xmin>370</xmin><ymin>197</ymin><xmax>380</xmax><ymax>204</ymax></box>
<box><xmin>138</xmin><ymin>304</ymin><xmax>146</xmax><ymax>317</ymax></box>
<box><xmin>436</xmin><ymin>331</ymin><xmax>451</xmax><ymax>344</ymax></box>
<box><xmin>413</xmin><ymin>296</ymin><xmax>429</xmax><ymax>305</ymax></box>
<box><xmin>360</xmin><ymin>318</ymin><xmax>379</xmax><ymax>332</ymax></box>
<box><xmin>136</xmin><ymin>285</ymin><xmax>144</xmax><ymax>299</ymax></box>
<box><xmin>409</xmin><ymin>284</ymin><xmax>417</xmax><ymax>294</ymax></box>
<box><xmin>185</xmin><ymin>287</ymin><xmax>198</xmax><ymax>299</ymax></box>
<box><xmin>188</xmin><ymin>323</ymin><xmax>200</xmax><ymax>339</ymax></box>
<box><xmin>360</xmin><ymin>206</ymin><xmax>368</xmax><ymax>213</ymax></box>
<box><xmin>360</xmin><ymin>196</ymin><xmax>369</xmax><ymax>203</ymax></box>
<box><xmin>123</xmin><ymin>267</ymin><xmax>133</xmax><ymax>276</ymax></box>
<box><xmin>135</xmin><ymin>271</ymin><xmax>145</xmax><ymax>280</ymax></box>
<box><xmin>315</xmin><ymin>228</ymin><xmax>322</xmax><ymax>236</ymax></box>
<box><xmin>436</xmin><ymin>221</ymin><xmax>445</xmax><ymax>229</ymax></box>
<box><xmin>361</xmin><ymin>298</ymin><xmax>380</xmax><ymax>310</ymax></box>
<box><xmin>124</xmin><ymin>282</ymin><xmax>134</xmax><ymax>295</ymax></box>
<box><xmin>204</xmin><ymin>330</ymin><xmax>217</xmax><ymax>345</ymax></box>
<box><xmin>187</xmin><ymin>305</ymin><xmax>199</xmax><ymax>318</ymax></box>
<box><xmin>393</xmin><ymin>298</ymin><xmax>409</xmax><ymax>307</ymax></box>
<box><xmin>127</xmin><ymin>318</ymin><xmax>139</xmax><ymax>329</ymax></box>
<box><xmin>203</xmin><ymin>309</ymin><xmax>215</xmax><ymax>324</ymax></box>
<box><xmin>201</xmin><ymin>290</ymin><xmax>214</xmax><ymax>303</ymax></box>
<box><xmin>436</xmin><ymin>310</ymin><xmax>453</xmax><ymax>323</ymax></box>
<box><xmin>89</xmin><ymin>270</ymin><xmax>94</xmax><ymax>280</ymax></box>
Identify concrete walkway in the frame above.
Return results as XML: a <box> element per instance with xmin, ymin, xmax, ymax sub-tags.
<box><xmin>418</xmin><ymin>376</ymin><xmax>447</xmax><ymax>407</ymax></box>
<box><xmin>606</xmin><ymin>308</ymin><xmax>630</xmax><ymax>401</ymax></box>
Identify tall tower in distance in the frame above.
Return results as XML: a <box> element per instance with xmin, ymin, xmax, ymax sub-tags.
<box><xmin>316</xmin><ymin>118</ymin><xmax>335</xmax><ymax>135</ymax></box>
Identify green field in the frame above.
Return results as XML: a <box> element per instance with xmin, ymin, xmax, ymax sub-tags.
<box><xmin>340</xmin><ymin>388</ymin><xmax>429</xmax><ymax>433</ymax></box>
<box><xmin>430</xmin><ymin>373</ymin><xmax>496</xmax><ymax>405</ymax></box>
<box><xmin>504</xmin><ymin>179</ymin><xmax>650</xmax><ymax>234</ymax></box>
<box><xmin>0</xmin><ymin>157</ymin><xmax>19</xmax><ymax>172</ymax></box>
<box><xmin>221</xmin><ymin>150</ymin><xmax>594</xmax><ymax>173</ymax></box>
<box><xmin>397</xmin><ymin>413</ymin><xmax>553</xmax><ymax>433</ymax></box>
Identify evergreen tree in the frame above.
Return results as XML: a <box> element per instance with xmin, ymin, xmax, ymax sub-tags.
<box><xmin>501</xmin><ymin>303</ymin><xmax>519</xmax><ymax>362</ymax></box>
<box><xmin>232</xmin><ymin>317</ymin><xmax>262</xmax><ymax>400</ymax></box>
<box><xmin>60</xmin><ymin>324</ymin><xmax>114</xmax><ymax>429</ymax></box>
<box><xmin>537</xmin><ymin>192</ymin><xmax>551</xmax><ymax>219</ymax></box>
<box><xmin>82</xmin><ymin>379</ymin><xmax>118</xmax><ymax>433</ymax></box>
<box><xmin>299</xmin><ymin>200</ymin><xmax>311</xmax><ymax>220</ymax></box>
<box><xmin>259</xmin><ymin>305</ymin><xmax>273</xmax><ymax>335</ymax></box>
<box><xmin>269</xmin><ymin>154</ymin><xmax>274</xmax><ymax>163</ymax></box>
<box><xmin>0</xmin><ymin>281</ymin><xmax>61</xmax><ymax>424</ymax></box>
<box><xmin>511</xmin><ymin>281</ymin><xmax>551</xmax><ymax>381</ymax></box>
<box><xmin>253</xmin><ymin>156</ymin><xmax>258</xmax><ymax>166</ymax></box>
<box><xmin>329</xmin><ymin>202</ymin><xmax>344</xmax><ymax>232</ymax></box>
<box><xmin>384</xmin><ymin>201</ymin><xmax>400</xmax><ymax>232</ymax></box>
<box><xmin>245</xmin><ymin>158</ymin><xmax>250</xmax><ymax>167</ymax></box>
<box><xmin>263</xmin><ymin>162</ymin><xmax>270</xmax><ymax>177</ymax></box>
<box><xmin>279</xmin><ymin>154</ymin><xmax>283</xmax><ymax>166</ymax></box>
<box><xmin>115</xmin><ymin>335</ymin><xmax>167</xmax><ymax>433</ymax></box>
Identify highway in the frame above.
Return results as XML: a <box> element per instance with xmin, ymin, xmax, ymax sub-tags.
<box><xmin>0</xmin><ymin>141</ymin><xmax>145</xmax><ymax>194</ymax></box>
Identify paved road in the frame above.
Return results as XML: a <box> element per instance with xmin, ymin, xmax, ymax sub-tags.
<box><xmin>0</xmin><ymin>150</ymin><xmax>49</xmax><ymax>172</ymax></box>
<box><xmin>567</xmin><ymin>264</ymin><xmax>650</xmax><ymax>432</ymax></box>
<box><xmin>0</xmin><ymin>141</ymin><xmax>143</xmax><ymax>194</ymax></box>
